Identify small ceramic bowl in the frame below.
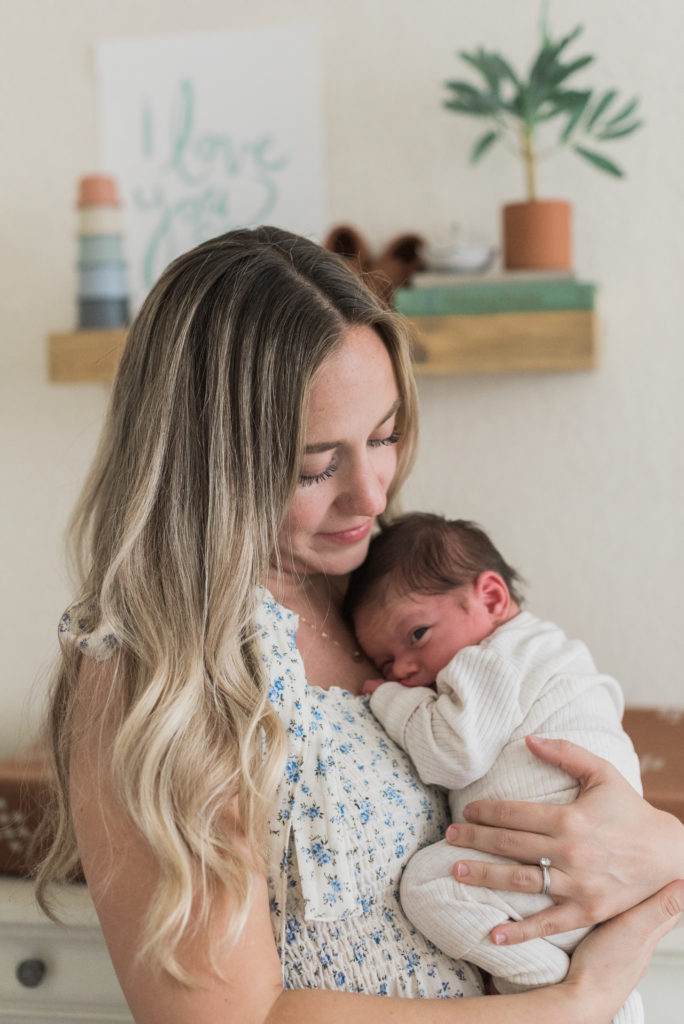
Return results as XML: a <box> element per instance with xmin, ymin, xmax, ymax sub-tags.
<box><xmin>425</xmin><ymin>242</ymin><xmax>496</xmax><ymax>274</ymax></box>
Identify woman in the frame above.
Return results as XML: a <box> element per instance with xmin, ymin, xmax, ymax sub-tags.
<box><xmin>37</xmin><ymin>227</ymin><xmax>684</xmax><ymax>1023</ymax></box>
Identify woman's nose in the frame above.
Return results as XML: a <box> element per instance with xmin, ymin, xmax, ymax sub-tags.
<box><xmin>338</xmin><ymin>458</ymin><xmax>387</xmax><ymax>517</ymax></box>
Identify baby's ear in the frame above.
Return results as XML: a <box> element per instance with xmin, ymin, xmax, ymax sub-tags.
<box><xmin>475</xmin><ymin>571</ymin><xmax>510</xmax><ymax>622</ymax></box>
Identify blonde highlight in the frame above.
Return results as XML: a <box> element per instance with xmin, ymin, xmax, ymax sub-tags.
<box><xmin>36</xmin><ymin>227</ymin><xmax>419</xmax><ymax>980</ymax></box>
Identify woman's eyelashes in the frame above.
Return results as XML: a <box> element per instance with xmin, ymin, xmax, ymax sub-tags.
<box><xmin>297</xmin><ymin>429</ymin><xmax>401</xmax><ymax>486</ymax></box>
<box><xmin>298</xmin><ymin>461</ymin><xmax>338</xmax><ymax>487</ymax></box>
<box><xmin>368</xmin><ymin>429</ymin><xmax>401</xmax><ymax>449</ymax></box>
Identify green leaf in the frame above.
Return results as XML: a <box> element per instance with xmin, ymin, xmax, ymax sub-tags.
<box><xmin>542</xmin><ymin>88</ymin><xmax>592</xmax><ymax>113</ymax></box>
<box><xmin>559</xmin><ymin>90</ymin><xmax>593</xmax><ymax>140</ymax></box>
<box><xmin>444</xmin><ymin>80</ymin><xmax>505</xmax><ymax>115</ymax></box>
<box><xmin>573</xmin><ymin>144</ymin><xmax>624</xmax><ymax>176</ymax></box>
<box><xmin>445</xmin><ymin>79</ymin><xmax>488</xmax><ymax>98</ymax></box>
<box><xmin>586</xmin><ymin>89</ymin><xmax>617</xmax><ymax>129</ymax></box>
<box><xmin>551</xmin><ymin>23</ymin><xmax>585</xmax><ymax>59</ymax></box>
<box><xmin>470</xmin><ymin>130</ymin><xmax>501</xmax><ymax>162</ymax></box>
<box><xmin>596</xmin><ymin>119</ymin><xmax>644</xmax><ymax>141</ymax></box>
<box><xmin>459</xmin><ymin>48</ymin><xmax>519</xmax><ymax>94</ymax></box>
<box><xmin>546</xmin><ymin>54</ymin><xmax>595</xmax><ymax>90</ymax></box>
<box><xmin>529</xmin><ymin>24</ymin><xmax>584</xmax><ymax>89</ymax></box>
<box><xmin>605</xmin><ymin>97</ymin><xmax>640</xmax><ymax>126</ymax></box>
<box><xmin>444</xmin><ymin>99</ymin><xmax>496</xmax><ymax>117</ymax></box>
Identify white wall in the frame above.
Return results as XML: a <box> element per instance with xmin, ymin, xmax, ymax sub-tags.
<box><xmin>1</xmin><ymin>0</ymin><xmax>683</xmax><ymax>756</ymax></box>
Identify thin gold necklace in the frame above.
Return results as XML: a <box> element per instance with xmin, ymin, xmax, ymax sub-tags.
<box><xmin>298</xmin><ymin>614</ymin><xmax>364</xmax><ymax>663</ymax></box>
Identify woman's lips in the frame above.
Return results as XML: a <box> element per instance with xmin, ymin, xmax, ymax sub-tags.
<box><xmin>319</xmin><ymin>519</ymin><xmax>373</xmax><ymax>545</ymax></box>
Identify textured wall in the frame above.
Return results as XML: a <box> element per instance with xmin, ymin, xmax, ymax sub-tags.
<box><xmin>1</xmin><ymin>0</ymin><xmax>682</xmax><ymax>755</ymax></box>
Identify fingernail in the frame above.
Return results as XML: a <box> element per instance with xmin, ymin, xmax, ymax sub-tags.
<box><xmin>446</xmin><ymin>825</ymin><xmax>460</xmax><ymax>842</ymax></box>
<box><xmin>493</xmin><ymin>931</ymin><xmax>507</xmax><ymax>945</ymax></box>
<box><xmin>455</xmin><ymin>862</ymin><xmax>469</xmax><ymax>878</ymax></box>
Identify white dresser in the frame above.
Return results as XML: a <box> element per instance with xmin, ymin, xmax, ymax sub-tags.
<box><xmin>0</xmin><ymin>877</ymin><xmax>132</xmax><ymax>1022</ymax></box>
<box><xmin>1</xmin><ymin>876</ymin><xmax>682</xmax><ymax>1022</ymax></box>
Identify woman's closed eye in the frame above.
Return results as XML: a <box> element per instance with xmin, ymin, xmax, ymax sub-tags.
<box><xmin>368</xmin><ymin>429</ymin><xmax>401</xmax><ymax>449</ymax></box>
<box><xmin>298</xmin><ymin>427</ymin><xmax>399</xmax><ymax>486</ymax></box>
<box><xmin>298</xmin><ymin>459</ymin><xmax>338</xmax><ymax>486</ymax></box>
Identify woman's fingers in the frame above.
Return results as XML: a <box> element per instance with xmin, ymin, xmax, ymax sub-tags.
<box><xmin>452</xmin><ymin>855</ymin><xmax>567</xmax><ymax>897</ymax></box>
<box><xmin>449</xmin><ymin>852</ymin><xmax>589</xmax><ymax>945</ymax></box>
<box><xmin>462</xmin><ymin>797</ymin><xmax>561</xmax><ymax>833</ymax></box>
<box><xmin>492</xmin><ymin>881</ymin><xmax>684</xmax><ymax>949</ymax></box>
<box><xmin>524</xmin><ymin>735</ymin><xmax>611</xmax><ymax>790</ymax></box>
<box><xmin>446</xmin><ymin>816</ymin><xmax>559</xmax><ymax>861</ymax></box>
<box><xmin>491</xmin><ymin>904</ymin><xmax>586</xmax><ymax>946</ymax></box>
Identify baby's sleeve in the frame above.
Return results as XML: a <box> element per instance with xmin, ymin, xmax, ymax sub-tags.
<box><xmin>370</xmin><ymin>648</ymin><xmax>524</xmax><ymax>789</ymax></box>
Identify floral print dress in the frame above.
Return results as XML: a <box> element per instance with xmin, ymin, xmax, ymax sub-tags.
<box><xmin>60</xmin><ymin>592</ymin><xmax>483</xmax><ymax>1000</ymax></box>
<box><xmin>258</xmin><ymin>591</ymin><xmax>483</xmax><ymax>999</ymax></box>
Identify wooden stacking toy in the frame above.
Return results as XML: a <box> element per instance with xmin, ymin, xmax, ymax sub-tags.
<box><xmin>76</xmin><ymin>175</ymin><xmax>129</xmax><ymax>329</ymax></box>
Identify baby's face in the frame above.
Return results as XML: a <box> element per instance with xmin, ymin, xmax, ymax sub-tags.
<box><xmin>354</xmin><ymin>585</ymin><xmax>495</xmax><ymax>688</ymax></box>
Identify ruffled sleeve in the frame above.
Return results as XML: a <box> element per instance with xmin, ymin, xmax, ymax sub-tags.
<box><xmin>256</xmin><ymin>590</ymin><xmax>362</xmax><ymax>937</ymax></box>
<box><xmin>58</xmin><ymin>601</ymin><xmax>119</xmax><ymax>661</ymax></box>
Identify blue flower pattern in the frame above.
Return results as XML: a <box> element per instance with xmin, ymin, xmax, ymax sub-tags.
<box><xmin>61</xmin><ymin>589</ymin><xmax>483</xmax><ymax>1000</ymax></box>
<box><xmin>256</xmin><ymin>590</ymin><xmax>483</xmax><ymax>1000</ymax></box>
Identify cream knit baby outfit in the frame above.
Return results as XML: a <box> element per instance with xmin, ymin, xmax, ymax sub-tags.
<box><xmin>370</xmin><ymin>611</ymin><xmax>644</xmax><ymax>1024</ymax></box>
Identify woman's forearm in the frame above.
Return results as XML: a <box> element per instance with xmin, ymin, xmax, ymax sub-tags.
<box><xmin>265</xmin><ymin>983</ymin><xmax>600</xmax><ymax>1024</ymax></box>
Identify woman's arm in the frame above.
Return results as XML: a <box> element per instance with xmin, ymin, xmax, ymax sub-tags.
<box><xmin>71</xmin><ymin>670</ymin><xmax>682</xmax><ymax>1024</ymax></box>
<box><xmin>444</xmin><ymin>735</ymin><xmax>684</xmax><ymax>945</ymax></box>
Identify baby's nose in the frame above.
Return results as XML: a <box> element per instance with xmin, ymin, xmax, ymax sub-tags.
<box><xmin>389</xmin><ymin>654</ymin><xmax>418</xmax><ymax>683</ymax></box>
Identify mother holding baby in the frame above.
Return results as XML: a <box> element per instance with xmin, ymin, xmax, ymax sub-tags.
<box><xmin>38</xmin><ymin>227</ymin><xmax>684</xmax><ymax>1023</ymax></box>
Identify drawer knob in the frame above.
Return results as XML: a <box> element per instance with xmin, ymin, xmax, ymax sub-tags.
<box><xmin>16</xmin><ymin>957</ymin><xmax>47</xmax><ymax>988</ymax></box>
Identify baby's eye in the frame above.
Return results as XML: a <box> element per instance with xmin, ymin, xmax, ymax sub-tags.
<box><xmin>410</xmin><ymin>626</ymin><xmax>429</xmax><ymax>645</ymax></box>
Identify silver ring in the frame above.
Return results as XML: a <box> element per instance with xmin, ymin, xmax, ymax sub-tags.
<box><xmin>539</xmin><ymin>856</ymin><xmax>551</xmax><ymax>896</ymax></box>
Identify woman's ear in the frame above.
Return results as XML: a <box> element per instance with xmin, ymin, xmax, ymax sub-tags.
<box><xmin>474</xmin><ymin>571</ymin><xmax>511</xmax><ymax>624</ymax></box>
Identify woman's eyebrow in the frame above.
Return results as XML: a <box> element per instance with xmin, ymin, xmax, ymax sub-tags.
<box><xmin>304</xmin><ymin>398</ymin><xmax>402</xmax><ymax>455</ymax></box>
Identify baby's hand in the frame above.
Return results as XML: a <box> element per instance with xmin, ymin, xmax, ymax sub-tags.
<box><xmin>361</xmin><ymin>678</ymin><xmax>386</xmax><ymax>695</ymax></box>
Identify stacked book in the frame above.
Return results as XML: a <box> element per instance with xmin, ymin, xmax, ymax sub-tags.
<box><xmin>395</xmin><ymin>271</ymin><xmax>597</xmax><ymax>374</ymax></box>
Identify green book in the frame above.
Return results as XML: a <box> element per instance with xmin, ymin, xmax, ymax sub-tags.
<box><xmin>395</xmin><ymin>278</ymin><xmax>596</xmax><ymax>317</ymax></box>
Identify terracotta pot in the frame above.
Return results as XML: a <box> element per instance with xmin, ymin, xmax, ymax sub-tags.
<box><xmin>502</xmin><ymin>200</ymin><xmax>572</xmax><ymax>271</ymax></box>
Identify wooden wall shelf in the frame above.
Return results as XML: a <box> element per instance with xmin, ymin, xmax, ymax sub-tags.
<box><xmin>48</xmin><ymin>314</ymin><xmax>597</xmax><ymax>383</ymax></box>
<box><xmin>48</xmin><ymin>329</ymin><xmax>127</xmax><ymax>383</ymax></box>
<box><xmin>48</xmin><ymin>279</ymin><xmax>598</xmax><ymax>382</ymax></box>
<box><xmin>409</xmin><ymin>309</ymin><xmax>596</xmax><ymax>374</ymax></box>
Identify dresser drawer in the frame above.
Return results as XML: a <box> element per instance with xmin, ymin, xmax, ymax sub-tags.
<box><xmin>0</xmin><ymin>919</ymin><xmax>133</xmax><ymax>1021</ymax></box>
<box><xmin>0</xmin><ymin>878</ymin><xmax>132</xmax><ymax>1022</ymax></box>
<box><xmin>0</xmin><ymin>919</ymin><xmax>132</xmax><ymax>1020</ymax></box>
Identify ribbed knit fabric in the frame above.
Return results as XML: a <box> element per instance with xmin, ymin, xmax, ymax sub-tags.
<box><xmin>370</xmin><ymin>611</ymin><xmax>643</xmax><ymax>1024</ymax></box>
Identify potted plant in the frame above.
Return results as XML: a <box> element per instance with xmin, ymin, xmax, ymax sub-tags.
<box><xmin>443</xmin><ymin>10</ymin><xmax>643</xmax><ymax>270</ymax></box>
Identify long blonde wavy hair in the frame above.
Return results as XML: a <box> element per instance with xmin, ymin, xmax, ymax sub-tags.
<box><xmin>36</xmin><ymin>226</ymin><xmax>419</xmax><ymax>981</ymax></box>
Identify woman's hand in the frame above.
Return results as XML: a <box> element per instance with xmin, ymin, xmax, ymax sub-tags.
<box><xmin>562</xmin><ymin>880</ymin><xmax>684</xmax><ymax>1017</ymax></box>
<box><xmin>445</xmin><ymin>735</ymin><xmax>684</xmax><ymax>945</ymax></box>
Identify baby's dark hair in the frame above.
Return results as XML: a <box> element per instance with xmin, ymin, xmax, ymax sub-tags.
<box><xmin>345</xmin><ymin>512</ymin><xmax>524</xmax><ymax>619</ymax></box>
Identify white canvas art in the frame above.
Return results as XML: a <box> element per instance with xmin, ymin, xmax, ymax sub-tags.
<box><xmin>97</xmin><ymin>26</ymin><xmax>327</xmax><ymax>311</ymax></box>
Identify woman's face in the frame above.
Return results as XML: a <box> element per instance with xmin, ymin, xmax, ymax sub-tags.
<box><xmin>276</xmin><ymin>325</ymin><xmax>402</xmax><ymax>579</ymax></box>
